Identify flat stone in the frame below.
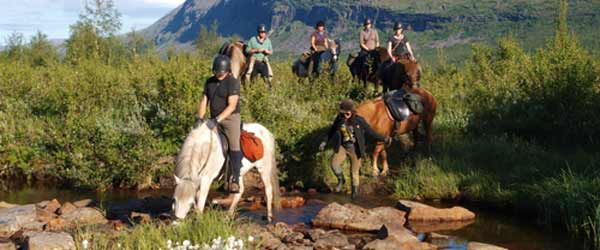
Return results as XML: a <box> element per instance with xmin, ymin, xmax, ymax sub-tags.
<box><xmin>27</xmin><ymin>232</ymin><xmax>75</xmax><ymax>250</ymax></box>
<box><xmin>36</xmin><ymin>208</ymin><xmax>57</xmax><ymax>223</ymax></box>
<box><xmin>0</xmin><ymin>205</ymin><xmax>37</xmax><ymax>237</ymax></box>
<box><xmin>21</xmin><ymin>221</ymin><xmax>45</xmax><ymax>231</ymax></box>
<box><xmin>60</xmin><ymin>207</ymin><xmax>107</xmax><ymax>225</ymax></box>
<box><xmin>312</xmin><ymin>203</ymin><xmax>406</xmax><ymax>232</ymax></box>
<box><xmin>396</xmin><ymin>200</ymin><xmax>475</xmax><ymax>222</ymax></box>
<box><xmin>57</xmin><ymin>202</ymin><xmax>76</xmax><ymax>215</ymax></box>
<box><xmin>377</xmin><ymin>224</ymin><xmax>418</xmax><ymax>243</ymax></box>
<box><xmin>42</xmin><ymin>199</ymin><xmax>61</xmax><ymax>214</ymax></box>
<box><xmin>363</xmin><ymin>238</ymin><xmax>438</xmax><ymax>250</ymax></box>
<box><xmin>467</xmin><ymin>242</ymin><xmax>509</xmax><ymax>250</ymax></box>
<box><xmin>72</xmin><ymin>199</ymin><xmax>93</xmax><ymax>208</ymax></box>
<box><xmin>0</xmin><ymin>203</ymin><xmax>18</xmax><ymax>210</ymax></box>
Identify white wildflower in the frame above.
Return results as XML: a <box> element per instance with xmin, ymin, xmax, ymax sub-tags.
<box><xmin>82</xmin><ymin>239</ymin><xmax>89</xmax><ymax>249</ymax></box>
<box><xmin>247</xmin><ymin>236</ymin><xmax>254</xmax><ymax>242</ymax></box>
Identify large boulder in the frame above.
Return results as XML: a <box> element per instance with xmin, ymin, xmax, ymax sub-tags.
<box><xmin>27</xmin><ymin>232</ymin><xmax>75</xmax><ymax>250</ymax></box>
<box><xmin>396</xmin><ymin>200</ymin><xmax>475</xmax><ymax>222</ymax></box>
<box><xmin>60</xmin><ymin>207</ymin><xmax>107</xmax><ymax>226</ymax></box>
<box><xmin>0</xmin><ymin>205</ymin><xmax>37</xmax><ymax>237</ymax></box>
<box><xmin>312</xmin><ymin>203</ymin><xmax>406</xmax><ymax>232</ymax></box>
<box><xmin>467</xmin><ymin>242</ymin><xmax>508</xmax><ymax>250</ymax></box>
<box><xmin>377</xmin><ymin>224</ymin><xmax>418</xmax><ymax>243</ymax></box>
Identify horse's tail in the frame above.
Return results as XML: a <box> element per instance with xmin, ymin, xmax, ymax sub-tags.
<box><xmin>268</xmin><ymin>132</ymin><xmax>282</xmax><ymax>211</ymax></box>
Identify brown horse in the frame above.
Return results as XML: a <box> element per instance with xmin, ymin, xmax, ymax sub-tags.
<box><xmin>380</xmin><ymin>58</ymin><xmax>422</xmax><ymax>92</ymax></box>
<box><xmin>219</xmin><ymin>41</ymin><xmax>247</xmax><ymax>79</ymax></box>
<box><xmin>347</xmin><ymin>47</ymin><xmax>390</xmax><ymax>89</ymax></box>
<box><xmin>356</xmin><ymin>86</ymin><xmax>437</xmax><ymax>177</ymax></box>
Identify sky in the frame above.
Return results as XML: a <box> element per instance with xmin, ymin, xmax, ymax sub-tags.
<box><xmin>0</xmin><ymin>0</ymin><xmax>185</xmax><ymax>45</ymax></box>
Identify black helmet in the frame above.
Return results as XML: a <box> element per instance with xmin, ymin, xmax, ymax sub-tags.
<box><xmin>363</xmin><ymin>18</ymin><xmax>372</xmax><ymax>26</ymax></box>
<box><xmin>316</xmin><ymin>20</ymin><xmax>325</xmax><ymax>28</ymax></box>
<box><xmin>212</xmin><ymin>55</ymin><xmax>231</xmax><ymax>75</ymax></box>
<box><xmin>257</xmin><ymin>24</ymin><xmax>267</xmax><ymax>33</ymax></box>
<box><xmin>339</xmin><ymin>99</ymin><xmax>355</xmax><ymax>112</ymax></box>
<box><xmin>393</xmin><ymin>22</ymin><xmax>403</xmax><ymax>30</ymax></box>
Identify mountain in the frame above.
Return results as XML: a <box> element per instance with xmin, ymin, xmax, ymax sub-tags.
<box><xmin>143</xmin><ymin>0</ymin><xmax>600</xmax><ymax>61</ymax></box>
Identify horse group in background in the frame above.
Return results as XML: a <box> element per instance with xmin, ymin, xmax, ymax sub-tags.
<box><xmin>292</xmin><ymin>39</ymin><xmax>341</xmax><ymax>78</ymax></box>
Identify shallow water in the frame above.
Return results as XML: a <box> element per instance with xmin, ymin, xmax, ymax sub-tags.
<box><xmin>0</xmin><ymin>187</ymin><xmax>583</xmax><ymax>250</ymax></box>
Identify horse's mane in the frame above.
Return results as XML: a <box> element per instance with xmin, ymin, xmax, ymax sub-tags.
<box><xmin>175</xmin><ymin>124</ymin><xmax>212</xmax><ymax>180</ymax></box>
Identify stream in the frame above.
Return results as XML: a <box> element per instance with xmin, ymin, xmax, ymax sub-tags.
<box><xmin>0</xmin><ymin>186</ymin><xmax>583</xmax><ymax>250</ymax></box>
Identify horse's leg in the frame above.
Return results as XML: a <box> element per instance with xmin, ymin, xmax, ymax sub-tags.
<box><xmin>258</xmin><ymin>167</ymin><xmax>274</xmax><ymax>222</ymax></box>
<box><xmin>194</xmin><ymin>176</ymin><xmax>211</xmax><ymax>213</ymax></box>
<box><xmin>228</xmin><ymin>173</ymin><xmax>245</xmax><ymax>216</ymax></box>
<box><xmin>371</xmin><ymin>143</ymin><xmax>384</xmax><ymax>177</ymax></box>
<box><xmin>380</xmin><ymin>148</ymin><xmax>390</xmax><ymax>177</ymax></box>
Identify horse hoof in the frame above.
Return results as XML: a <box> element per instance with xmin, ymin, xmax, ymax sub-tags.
<box><xmin>372</xmin><ymin>171</ymin><xmax>380</xmax><ymax>177</ymax></box>
<box><xmin>380</xmin><ymin>171</ymin><xmax>389</xmax><ymax>177</ymax></box>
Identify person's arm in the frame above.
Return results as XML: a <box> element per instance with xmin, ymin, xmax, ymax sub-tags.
<box><xmin>198</xmin><ymin>95</ymin><xmax>208</xmax><ymax>119</ymax></box>
<box><xmin>264</xmin><ymin>39</ymin><xmax>273</xmax><ymax>55</ymax></box>
<box><xmin>375</xmin><ymin>31</ymin><xmax>380</xmax><ymax>48</ymax></box>
<box><xmin>311</xmin><ymin>34</ymin><xmax>317</xmax><ymax>51</ymax></box>
<box><xmin>406</xmin><ymin>42</ymin><xmax>415</xmax><ymax>60</ymax></box>
<box><xmin>359</xmin><ymin>32</ymin><xmax>368</xmax><ymax>51</ymax></box>
<box><xmin>216</xmin><ymin>95</ymin><xmax>239</xmax><ymax>122</ymax></box>
<box><xmin>247</xmin><ymin>38</ymin><xmax>262</xmax><ymax>54</ymax></box>
<box><xmin>387</xmin><ymin>41</ymin><xmax>394</xmax><ymax>61</ymax></box>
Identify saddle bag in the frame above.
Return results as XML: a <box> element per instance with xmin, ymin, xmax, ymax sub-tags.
<box><xmin>240</xmin><ymin>131</ymin><xmax>264</xmax><ymax>162</ymax></box>
<box><xmin>383</xmin><ymin>89</ymin><xmax>424</xmax><ymax>121</ymax></box>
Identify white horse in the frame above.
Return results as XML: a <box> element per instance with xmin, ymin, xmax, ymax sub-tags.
<box><xmin>172</xmin><ymin>121</ymin><xmax>281</xmax><ymax>221</ymax></box>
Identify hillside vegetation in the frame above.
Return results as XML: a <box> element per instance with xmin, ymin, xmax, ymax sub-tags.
<box><xmin>1</xmin><ymin>0</ymin><xmax>599</xmax><ymax>248</ymax></box>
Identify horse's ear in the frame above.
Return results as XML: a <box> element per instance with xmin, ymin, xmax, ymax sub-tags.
<box><xmin>174</xmin><ymin>175</ymin><xmax>182</xmax><ymax>185</ymax></box>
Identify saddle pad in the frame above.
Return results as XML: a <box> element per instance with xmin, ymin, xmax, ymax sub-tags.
<box><xmin>241</xmin><ymin>131</ymin><xmax>264</xmax><ymax>162</ymax></box>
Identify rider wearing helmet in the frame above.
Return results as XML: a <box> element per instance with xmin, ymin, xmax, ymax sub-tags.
<box><xmin>245</xmin><ymin>24</ymin><xmax>274</xmax><ymax>84</ymax></box>
<box><xmin>358</xmin><ymin>18</ymin><xmax>380</xmax><ymax>71</ymax></box>
<box><xmin>387</xmin><ymin>22</ymin><xmax>415</xmax><ymax>62</ymax></box>
<box><xmin>198</xmin><ymin>55</ymin><xmax>243</xmax><ymax>193</ymax></box>
<box><xmin>310</xmin><ymin>20</ymin><xmax>329</xmax><ymax>76</ymax></box>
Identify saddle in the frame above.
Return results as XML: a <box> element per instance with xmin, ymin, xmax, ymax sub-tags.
<box><xmin>216</xmin><ymin>126</ymin><xmax>264</xmax><ymax>163</ymax></box>
<box><xmin>383</xmin><ymin>89</ymin><xmax>424</xmax><ymax>121</ymax></box>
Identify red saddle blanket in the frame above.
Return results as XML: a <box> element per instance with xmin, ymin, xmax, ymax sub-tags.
<box><xmin>241</xmin><ymin>131</ymin><xmax>264</xmax><ymax>162</ymax></box>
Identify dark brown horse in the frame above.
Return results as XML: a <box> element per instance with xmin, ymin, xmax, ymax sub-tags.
<box><xmin>347</xmin><ymin>47</ymin><xmax>390</xmax><ymax>89</ymax></box>
<box><xmin>380</xmin><ymin>58</ymin><xmax>422</xmax><ymax>92</ymax></box>
<box><xmin>356</xmin><ymin>86</ymin><xmax>436</xmax><ymax>177</ymax></box>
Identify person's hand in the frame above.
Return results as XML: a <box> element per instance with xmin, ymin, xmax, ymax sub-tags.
<box><xmin>257</xmin><ymin>48</ymin><xmax>264</xmax><ymax>53</ymax></box>
<box><xmin>206</xmin><ymin>118</ymin><xmax>218</xmax><ymax>130</ymax></box>
<box><xmin>319</xmin><ymin>141</ymin><xmax>327</xmax><ymax>151</ymax></box>
<box><xmin>384</xmin><ymin>137</ymin><xmax>393</xmax><ymax>146</ymax></box>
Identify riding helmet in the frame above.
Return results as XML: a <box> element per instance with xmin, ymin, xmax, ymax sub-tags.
<box><xmin>339</xmin><ymin>99</ymin><xmax>355</xmax><ymax>112</ymax></box>
<box><xmin>363</xmin><ymin>18</ymin><xmax>372</xmax><ymax>26</ymax></box>
<box><xmin>212</xmin><ymin>55</ymin><xmax>231</xmax><ymax>75</ymax></box>
<box><xmin>316</xmin><ymin>20</ymin><xmax>325</xmax><ymax>28</ymax></box>
<box><xmin>393</xmin><ymin>22</ymin><xmax>403</xmax><ymax>30</ymax></box>
<box><xmin>257</xmin><ymin>24</ymin><xmax>267</xmax><ymax>33</ymax></box>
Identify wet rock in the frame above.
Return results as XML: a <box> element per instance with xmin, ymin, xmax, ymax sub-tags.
<box><xmin>312</xmin><ymin>203</ymin><xmax>406</xmax><ymax>232</ymax></box>
<box><xmin>27</xmin><ymin>232</ymin><xmax>75</xmax><ymax>250</ymax></box>
<box><xmin>130</xmin><ymin>212</ymin><xmax>151</xmax><ymax>224</ymax></box>
<box><xmin>377</xmin><ymin>224</ymin><xmax>418</xmax><ymax>243</ymax></box>
<box><xmin>313</xmin><ymin>230</ymin><xmax>349</xmax><ymax>250</ymax></box>
<box><xmin>0</xmin><ymin>239</ymin><xmax>16</xmax><ymax>250</ymax></box>
<box><xmin>423</xmin><ymin>233</ymin><xmax>464</xmax><ymax>249</ymax></box>
<box><xmin>60</xmin><ymin>207</ymin><xmax>107</xmax><ymax>225</ymax></box>
<box><xmin>0</xmin><ymin>202</ymin><xmax>18</xmax><ymax>210</ymax></box>
<box><xmin>408</xmin><ymin>220</ymin><xmax>474</xmax><ymax>233</ymax></box>
<box><xmin>41</xmin><ymin>199</ymin><xmax>61</xmax><ymax>214</ymax></box>
<box><xmin>72</xmin><ymin>199</ymin><xmax>93</xmax><ymax>208</ymax></box>
<box><xmin>36</xmin><ymin>208</ymin><xmax>57</xmax><ymax>223</ymax></box>
<box><xmin>396</xmin><ymin>200</ymin><xmax>475</xmax><ymax>222</ymax></box>
<box><xmin>281</xmin><ymin>196</ymin><xmax>305</xmax><ymax>209</ymax></box>
<box><xmin>467</xmin><ymin>242</ymin><xmax>508</xmax><ymax>250</ymax></box>
<box><xmin>363</xmin><ymin>238</ymin><xmax>438</xmax><ymax>250</ymax></box>
<box><xmin>57</xmin><ymin>202</ymin><xmax>76</xmax><ymax>215</ymax></box>
<box><xmin>0</xmin><ymin>205</ymin><xmax>37</xmax><ymax>237</ymax></box>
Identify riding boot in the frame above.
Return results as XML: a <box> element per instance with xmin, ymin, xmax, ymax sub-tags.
<box><xmin>334</xmin><ymin>173</ymin><xmax>345</xmax><ymax>193</ymax></box>
<box><xmin>229</xmin><ymin>150</ymin><xmax>243</xmax><ymax>193</ymax></box>
<box><xmin>351</xmin><ymin>185</ymin><xmax>359</xmax><ymax>200</ymax></box>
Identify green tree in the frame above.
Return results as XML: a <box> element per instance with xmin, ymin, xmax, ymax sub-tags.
<box><xmin>4</xmin><ymin>31</ymin><xmax>26</xmax><ymax>62</ymax></box>
<box><xmin>195</xmin><ymin>21</ymin><xmax>222</xmax><ymax>57</ymax></box>
<box><xmin>28</xmin><ymin>31</ymin><xmax>58</xmax><ymax>67</ymax></box>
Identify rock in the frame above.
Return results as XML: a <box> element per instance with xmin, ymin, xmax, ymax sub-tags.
<box><xmin>130</xmin><ymin>212</ymin><xmax>151</xmax><ymax>224</ymax></box>
<box><xmin>36</xmin><ymin>208</ymin><xmax>57</xmax><ymax>223</ymax></box>
<box><xmin>377</xmin><ymin>224</ymin><xmax>418</xmax><ymax>243</ymax></box>
<box><xmin>0</xmin><ymin>205</ymin><xmax>37</xmax><ymax>237</ymax></box>
<box><xmin>0</xmin><ymin>239</ymin><xmax>16</xmax><ymax>250</ymax></box>
<box><xmin>72</xmin><ymin>199</ymin><xmax>93</xmax><ymax>208</ymax></box>
<box><xmin>408</xmin><ymin>220</ymin><xmax>474</xmax><ymax>233</ymax></box>
<box><xmin>307</xmin><ymin>228</ymin><xmax>326</xmax><ymax>241</ymax></box>
<box><xmin>307</xmin><ymin>188</ymin><xmax>318</xmax><ymax>194</ymax></box>
<box><xmin>282</xmin><ymin>232</ymin><xmax>304</xmax><ymax>244</ymax></box>
<box><xmin>312</xmin><ymin>203</ymin><xmax>406</xmax><ymax>232</ymax></box>
<box><xmin>21</xmin><ymin>221</ymin><xmax>45</xmax><ymax>231</ymax></box>
<box><xmin>423</xmin><ymin>233</ymin><xmax>464</xmax><ymax>249</ymax></box>
<box><xmin>41</xmin><ymin>199</ymin><xmax>61</xmax><ymax>214</ymax></box>
<box><xmin>27</xmin><ymin>232</ymin><xmax>75</xmax><ymax>250</ymax></box>
<box><xmin>45</xmin><ymin>218</ymin><xmax>69</xmax><ymax>231</ymax></box>
<box><xmin>109</xmin><ymin>220</ymin><xmax>125</xmax><ymax>231</ymax></box>
<box><xmin>281</xmin><ymin>196</ymin><xmax>305</xmax><ymax>209</ymax></box>
<box><xmin>267</xmin><ymin>222</ymin><xmax>293</xmax><ymax>239</ymax></box>
<box><xmin>57</xmin><ymin>202</ymin><xmax>76</xmax><ymax>215</ymax></box>
<box><xmin>467</xmin><ymin>242</ymin><xmax>508</xmax><ymax>250</ymax></box>
<box><xmin>262</xmin><ymin>237</ymin><xmax>283</xmax><ymax>250</ymax></box>
<box><xmin>0</xmin><ymin>202</ymin><xmax>18</xmax><ymax>210</ymax></box>
<box><xmin>60</xmin><ymin>207</ymin><xmax>107</xmax><ymax>225</ymax></box>
<box><xmin>363</xmin><ymin>238</ymin><xmax>438</xmax><ymax>250</ymax></box>
<box><xmin>313</xmin><ymin>231</ymin><xmax>349</xmax><ymax>250</ymax></box>
<box><xmin>396</xmin><ymin>200</ymin><xmax>475</xmax><ymax>222</ymax></box>
<box><xmin>290</xmin><ymin>246</ymin><xmax>312</xmax><ymax>250</ymax></box>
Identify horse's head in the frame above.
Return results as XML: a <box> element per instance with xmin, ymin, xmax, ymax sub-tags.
<box><xmin>327</xmin><ymin>39</ymin><xmax>341</xmax><ymax>62</ymax></box>
<box><xmin>173</xmin><ymin>175</ymin><xmax>198</xmax><ymax>219</ymax></box>
<box><xmin>172</xmin><ymin>121</ymin><xmax>215</xmax><ymax>219</ymax></box>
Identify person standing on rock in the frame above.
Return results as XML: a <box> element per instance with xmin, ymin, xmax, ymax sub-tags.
<box><xmin>197</xmin><ymin>55</ymin><xmax>243</xmax><ymax>193</ymax></box>
<box><xmin>319</xmin><ymin>100</ymin><xmax>391</xmax><ymax>199</ymax></box>
<box><xmin>245</xmin><ymin>24</ymin><xmax>274</xmax><ymax>85</ymax></box>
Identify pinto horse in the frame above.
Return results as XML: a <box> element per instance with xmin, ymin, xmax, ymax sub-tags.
<box><xmin>355</xmin><ymin>86</ymin><xmax>436</xmax><ymax>177</ymax></box>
